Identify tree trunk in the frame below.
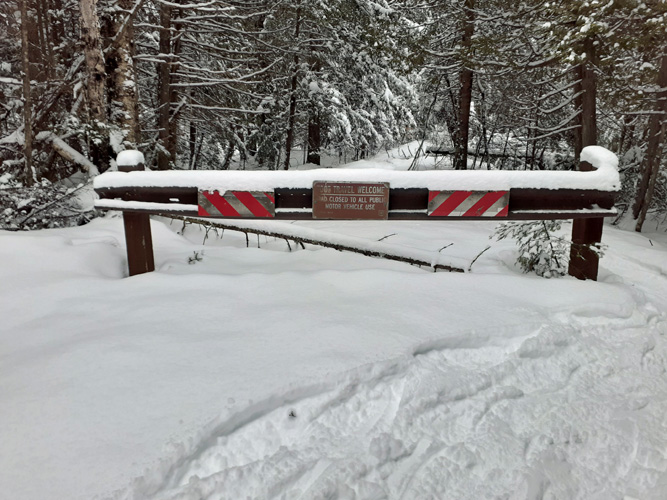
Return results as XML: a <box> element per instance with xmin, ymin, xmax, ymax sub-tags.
<box><xmin>35</xmin><ymin>0</ymin><xmax>47</xmax><ymax>78</ymax></box>
<box><xmin>282</xmin><ymin>1</ymin><xmax>302</xmax><ymax>171</ymax></box>
<box><xmin>580</xmin><ymin>39</ymin><xmax>597</xmax><ymax>150</ymax></box>
<box><xmin>39</xmin><ymin>0</ymin><xmax>55</xmax><ymax>78</ymax></box>
<box><xmin>80</xmin><ymin>0</ymin><xmax>108</xmax><ymax>172</ymax></box>
<box><xmin>617</xmin><ymin>115</ymin><xmax>634</xmax><ymax>155</ymax></box>
<box><xmin>569</xmin><ymin>37</ymin><xmax>600</xmax><ymax>280</ymax></box>
<box><xmin>307</xmin><ymin>107</ymin><xmax>321</xmax><ymax>165</ymax></box>
<box><xmin>572</xmin><ymin>68</ymin><xmax>583</xmax><ymax>164</ymax></box>
<box><xmin>221</xmin><ymin>141</ymin><xmax>235</xmax><ymax>170</ymax></box>
<box><xmin>168</xmin><ymin>22</ymin><xmax>181</xmax><ymax>163</ymax></box>
<box><xmin>157</xmin><ymin>3</ymin><xmax>172</xmax><ymax>170</ymax></box>
<box><xmin>306</xmin><ymin>48</ymin><xmax>321</xmax><ymax>166</ymax></box>
<box><xmin>189</xmin><ymin>119</ymin><xmax>196</xmax><ymax>169</ymax></box>
<box><xmin>105</xmin><ymin>0</ymin><xmax>140</xmax><ymax>149</ymax></box>
<box><xmin>454</xmin><ymin>0</ymin><xmax>474</xmax><ymax>170</ymax></box>
<box><xmin>20</xmin><ymin>0</ymin><xmax>34</xmax><ymax>186</ymax></box>
<box><xmin>633</xmin><ymin>53</ymin><xmax>667</xmax><ymax>231</ymax></box>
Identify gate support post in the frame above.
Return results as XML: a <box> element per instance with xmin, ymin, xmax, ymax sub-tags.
<box><xmin>122</xmin><ymin>211</ymin><xmax>155</xmax><ymax>276</ymax></box>
<box><xmin>568</xmin><ymin>159</ymin><xmax>603</xmax><ymax>281</ymax></box>
<box><xmin>568</xmin><ymin>217</ymin><xmax>603</xmax><ymax>281</ymax></box>
<box><xmin>117</xmin><ymin>152</ymin><xmax>155</xmax><ymax>276</ymax></box>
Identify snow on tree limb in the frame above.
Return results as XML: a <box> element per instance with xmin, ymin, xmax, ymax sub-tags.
<box><xmin>35</xmin><ymin>132</ymin><xmax>100</xmax><ymax>176</ymax></box>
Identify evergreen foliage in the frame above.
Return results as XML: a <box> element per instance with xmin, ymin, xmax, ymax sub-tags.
<box><xmin>0</xmin><ymin>0</ymin><xmax>665</xmax><ymax>229</ymax></box>
<box><xmin>494</xmin><ymin>220</ymin><xmax>606</xmax><ymax>278</ymax></box>
<box><xmin>494</xmin><ymin>220</ymin><xmax>570</xmax><ymax>278</ymax></box>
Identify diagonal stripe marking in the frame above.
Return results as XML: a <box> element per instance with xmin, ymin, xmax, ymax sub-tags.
<box><xmin>250</xmin><ymin>192</ymin><xmax>276</xmax><ymax>216</ymax></box>
<box><xmin>486</xmin><ymin>193</ymin><xmax>509</xmax><ymax>217</ymax></box>
<box><xmin>208</xmin><ymin>191</ymin><xmax>241</xmax><ymax>217</ymax></box>
<box><xmin>450</xmin><ymin>193</ymin><xmax>479</xmax><ymax>216</ymax></box>
<box><xmin>233</xmin><ymin>191</ymin><xmax>273</xmax><ymax>218</ymax></box>
<box><xmin>430</xmin><ymin>191</ymin><xmax>472</xmax><ymax>216</ymax></box>
<box><xmin>198</xmin><ymin>193</ymin><xmax>219</xmax><ymax>216</ymax></box>
<box><xmin>496</xmin><ymin>204</ymin><xmax>509</xmax><ymax>217</ymax></box>
<box><xmin>428</xmin><ymin>191</ymin><xmax>452</xmax><ymax>212</ymax></box>
<box><xmin>224</xmin><ymin>193</ymin><xmax>249</xmax><ymax>216</ymax></box>
<box><xmin>463</xmin><ymin>191</ymin><xmax>507</xmax><ymax>217</ymax></box>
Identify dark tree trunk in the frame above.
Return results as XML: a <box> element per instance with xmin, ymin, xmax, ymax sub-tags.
<box><xmin>580</xmin><ymin>39</ymin><xmax>598</xmax><ymax>150</ymax></box>
<box><xmin>283</xmin><ymin>1</ymin><xmax>302</xmax><ymax>171</ymax></box>
<box><xmin>189</xmin><ymin>119</ymin><xmax>196</xmax><ymax>169</ymax></box>
<box><xmin>454</xmin><ymin>0</ymin><xmax>474</xmax><ymax>170</ymax></box>
<box><xmin>569</xmin><ymin>37</ymin><xmax>600</xmax><ymax>280</ymax></box>
<box><xmin>633</xmin><ymin>53</ymin><xmax>667</xmax><ymax>231</ymax></box>
<box><xmin>618</xmin><ymin>115</ymin><xmax>634</xmax><ymax>155</ymax></box>
<box><xmin>157</xmin><ymin>3</ymin><xmax>172</xmax><ymax>170</ymax></box>
<box><xmin>35</xmin><ymin>0</ymin><xmax>47</xmax><ymax>77</ymax></box>
<box><xmin>306</xmin><ymin>48</ymin><xmax>321</xmax><ymax>166</ymax></box>
<box><xmin>167</xmin><ymin>15</ymin><xmax>182</xmax><ymax>166</ymax></box>
<box><xmin>20</xmin><ymin>0</ymin><xmax>34</xmax><ymax>185</ymax></box>
<box><xmin>39</xmin><ymin>0</ymin><xmax>54</xmax><ymax>78</ymax></box>
<box><xmin>221</xmin><ymin>141</ymin><xmax>235</xmax><ymax>170</ymax></box>
<box><xmin>307</xmin><ymin>108</ymin><xmax>321</xmax><ymax>165</ymax></box>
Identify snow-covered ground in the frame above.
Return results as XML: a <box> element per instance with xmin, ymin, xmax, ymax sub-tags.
<box><xmin>3</xmin><ymin>147</ymin><xmax>667</xmax><ymax>499</ymax></box>
<box><xmin>2</xmin><ymin>213</ymin><xmax>667</xmax><ymax>500</ymax></box>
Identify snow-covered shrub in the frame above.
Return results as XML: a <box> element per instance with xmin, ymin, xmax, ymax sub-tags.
<box><xmin>0</xmin><ymin>179</ymin><xmax>95</xmax><ymax>230</ymax></box>
<box><xmin>493</xmin><ymin>220</ymin><xmax>571</xmax><ymax>278</ymax></box>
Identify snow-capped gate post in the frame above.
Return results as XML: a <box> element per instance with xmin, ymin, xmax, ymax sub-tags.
<box><xmin>568</xmin><ymin>158</ymin><xmax>604</xmax><ymax>281</ymax></box>
<box><xmin>116</xmin><ymin>151</ymin><xmax>155</xmax><ymax>276</ymax></box>
<box><xmin>567</xmin><ymin>146</ymin><xmax>618</xmax><ymax>281</ymax></box>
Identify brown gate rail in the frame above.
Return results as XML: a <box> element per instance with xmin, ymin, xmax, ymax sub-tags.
<box><xmin>94</xmin><ymin>149</ymin><xmax>619</xmax><ymax>280</ymax></box>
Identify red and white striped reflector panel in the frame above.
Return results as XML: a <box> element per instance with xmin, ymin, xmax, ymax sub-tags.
<box><xmin>198</xmin><ymin>190</ymin><xmax>275</xmax><ymax>218</ymax></box>
<box><xmin>428</xmin><ymin>190</ymin><xmax>509</xmax><ymax>217</ymax></box>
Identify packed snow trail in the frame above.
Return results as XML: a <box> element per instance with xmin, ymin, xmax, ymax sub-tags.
<box><xmin>142</xmin><ymin>314</ymin><xmax>667</xmax><ymax>499</ymax></box>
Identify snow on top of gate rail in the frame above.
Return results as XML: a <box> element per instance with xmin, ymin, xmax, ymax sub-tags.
<box><xmin>94</xmin><ymin>146</ymin><xmax>619</xmax><ymax>192</ymax></box>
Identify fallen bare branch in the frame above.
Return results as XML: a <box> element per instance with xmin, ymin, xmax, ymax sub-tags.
<box><xmin>166</xmin><ymin>215</ymin><xmax>465</xmax><ymax>273</ymax></box>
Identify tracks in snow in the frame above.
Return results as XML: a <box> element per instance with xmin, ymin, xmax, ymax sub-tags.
<box><xmin>138</xmin><ymin>312</ymin><xmax>667</xmax><ymax>500</ymax></box>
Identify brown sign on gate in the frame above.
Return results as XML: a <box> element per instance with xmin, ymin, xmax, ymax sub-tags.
<box><xmin>312</xmin><ymin>181</ymin><xmax>390</xmax><ymax>220</ymax></box>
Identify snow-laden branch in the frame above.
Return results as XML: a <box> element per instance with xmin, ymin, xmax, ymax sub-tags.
<box><xmin>539</xmin><ymin>91</ymin><xmax>583</xmax><ymax>114</ymax></box>
<box><xmin>35</xmin><ymin>132</ymin><xmax>99</xmax><ymax>176</ymax></box>
<box><xmin>525</xmin><ymin>124</ymin><xmax>581</xmax><ymax>142</ymax></box>
<box><xmin>187</xmin><ymin>104</ymin><xmax>267</xmax><ymax>114</ymax></box>
<box><xmin>0</xmin><ymin>77</ymin><xmax>22</xmax><ymax>86</ymax></box>
<box><xmin>154</xmin><ymin>0</ymin><xmax>215</xmax><ymax>8</ymax></box>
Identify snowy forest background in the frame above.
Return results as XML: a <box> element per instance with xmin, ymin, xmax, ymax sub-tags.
<box><xmin>1</xmin><ymin>0</ymin><xmax>665</xmax><ymax>231</ymax></box>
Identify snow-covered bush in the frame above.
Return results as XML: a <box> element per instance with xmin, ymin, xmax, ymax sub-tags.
<box><xmin>493</xmin><ymin>220</ymin><xmax>571</xmax><ymax>278</ymax></box>
<box><xmin>0</xmin><ymin>179</ymin><xmax>95</xmax><ymax>230</ymax></box>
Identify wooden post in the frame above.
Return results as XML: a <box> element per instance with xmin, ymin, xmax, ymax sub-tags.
<box><xmin>117</xmin><ymin>152</ymin><xmax>155</xmax><ymax>276</ymax></box>
<box><xmin>568</xmin><ymin>161</ymin><xmax>603</xmax><ymax>281</ymax></box>
<box><xmin>569</xmin><ymin>222</ymin><xmax>603</xmax><ymax>281</ymax></box>
<box><xmin>122</xmin><ymin>211</ymin><xmax>155</xmax><ymax>276</ymax></box>
<box><xmin>568</xmin><ymin>37</ymin><xmax>602</xmax><ymax>281</ymax></box>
